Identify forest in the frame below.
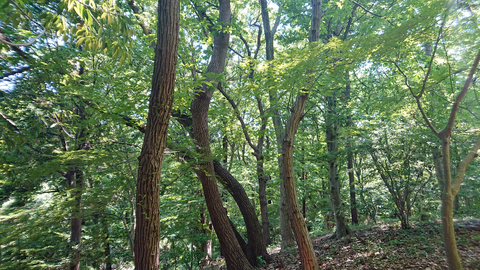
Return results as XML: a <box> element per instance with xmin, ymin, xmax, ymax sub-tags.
<box><xmin>1</xmin><ymin>0</ymin><xmax>480</xmax><ymax>269</ymax></box>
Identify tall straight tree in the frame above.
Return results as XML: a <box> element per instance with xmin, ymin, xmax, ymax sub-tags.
<box><xmin>190</xmin><ymin>0</ymin><xmax>254</xmax><ymax>269</ymax></box>
<box><xmin>134</xmin><ymin>1</ymin><xmax>180</xmax><ymax>269</ymax></box>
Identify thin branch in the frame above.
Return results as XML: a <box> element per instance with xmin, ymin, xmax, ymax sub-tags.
<box><xmin>350</xmin><ymin>0</ymin><xmax>394</xmax><ymax>26</ymax></box>
<box><xmin>0</xmin><ymin>0</ymin><xmax>46</xmax><ymax>47</ymax></box>
<box><xmin>0</xmin><ymin>66</ymin><xmax>31</xmax><ymax>80</ymax></box>
<box><xmin>451</xmin><ymin>132</ymin><xmax>480</xmax><ymax>196</ymax></box>
<box><xmin>271</xmin><ymin>8</ymin><xmax>282</xmax><ymax>36</ymax></box>
<box><xmin>419</xmin><ymin>12</ymin><xmax>446</xmax><ymax>98</ymax></box>
<box><xmin>217</xmin><ymin>84</ymin><xmax>259</xmax><ymax>155</ymax></box>
<box><xmin>440</xmin><ymin>48</ymin><xmax>480</xmax><ymax>138</ymax></box>
<box><xmin>392</xmin><ymin>61</ymin><xmax>439</xmax><ymax>136</ymax></box>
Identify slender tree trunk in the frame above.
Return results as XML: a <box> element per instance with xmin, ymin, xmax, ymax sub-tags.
<box><xmin>326</xmin><ymin>95</ymin><xmax>351</xmax><ymax>239</ymax></box>
<box><xmin>345</xmin><ymin>82</ymin><xmax>358</xmax><ymax>225</ymax></box>
<box><xmin>440</xmin><ymin>137</ymin><xmax>462</xmax><ymax>270</ymax></box>
<box><xmin>348</xmin><ymin>151</ymin><xmax>358</xmax><ymax>224</ymax></box>
<box><xmin>258</xmin><ymin>156</ymin><xmax>272</xmax><ymax>245</ymax></box>
<box><xmin>200</xmin><ymin>212</ymin><xmax>213</xmax><ymax>266</ymax></box>
<box><xmin>102</xmin><ymin>216</ymin><xmax>112</xmax><ymax>270</ymax></box>
<box><xmin>278</xmin><ymin>2</ymin><xmax>322</xmax><ymax>269</ymax></box>
<box><xmin>134</xmin><ymin>1</ymin><xmax>180</xmax><ymax>269</ymax></box>
<box><xmin>259</xmin><ymin>0</ymin><xmax>296</xmax><ymax>249</ymax></box>
<box><xmin>67</xmin><ymin>168</ymin><xmax>82</xmax><ymax>270</ymax></box>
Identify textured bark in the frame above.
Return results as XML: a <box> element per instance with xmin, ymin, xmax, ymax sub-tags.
<box><xmin>279</xmin><ymin>1</ymin><xmax>322</xmax><ymax>269</ymax></box>
<box><xmin>326</xmin><ymin>95</ymin><xmax>351</xmax><ymax>239</ymax></box>
<box><xmin>259</xmin><ymin>0</ymin><xmax>296</xmax><ymax>250</ymax></box>
<box><xmin>171</xmin><ymin>112</ymin><xmax>269</xmax><ymax>265</ymax></box>
<box><xmin>213</xmin><ymin>161</ymin><xmax>271</xmax><ymax>265</ymax></box>
<box><xmin>283</xmin><ymin>94</ymin><xmax>319</xmax><ymax>270</ymax></box>
<box><xmin>134</xmin><ymin>1</ymin><xmax>180</xmax><ymax>269</ymax></box>
<box><xmin>67</xmin><ymin>169</ymin><xmax>82</xmax><ymax>270</ymax></box>
<box><xmin>190</xmin><ymin>1</ymin><xmax>253</xmax><ymax>269</ymax></box>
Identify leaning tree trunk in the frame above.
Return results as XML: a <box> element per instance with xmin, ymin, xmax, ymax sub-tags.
<box><xmin>190</xmin><ymin>0</ymin><xmax>253</xmax><ymax>269</ymax></box>
<box><xmin>259</xmin><ymin>0</ymin><xmax>296</xmax><ymax>249</ymax></box>
<box><xmin>134</xmin><ymin>1</ymin><xmax>180</xmax><ymax>269</ymax></box>
<box><xmin>213</xmin><ymin>161</ymin><xmax>271</xmax><ymax>265</ymax></box>
<box><xmin>280</xmin><ymin>1</ymin><xmax>322</xmax><ymax>269</ymax></box>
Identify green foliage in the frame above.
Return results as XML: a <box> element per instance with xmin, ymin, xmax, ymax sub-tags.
<box><xmin>1</xmin><ymin>0</ymin><xmax>480</xmax><ymax>268</ymax></box>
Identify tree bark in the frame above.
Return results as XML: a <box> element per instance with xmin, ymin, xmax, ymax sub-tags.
<box><xmin>279</xmin><ymin>1</ymin><xmax>322</xmax><ymax>269</ymax></box>
<box><xmin>190</xmin><ymin>0</ymin><xmax>253</xmax><ymax>268</ymax></box>
<box><xmin>134</xmin><ymin>1</ymin><xmax>180</xmax><ymax>269</ymax></box>
<box><xmin>345</xmin><ymin>82</ymin><xmax>358</xmax><ymax>225</ymax></box>
<box><xmin>259</xmin><ymin>0</ymin><xmax>296</xmax><ymax>250</ymax></box>
<box><xmin>171</xmin><ymin>111</ymin><xmax>269</xmax><ymax>265</ymax></box>
<box><xmin>326</xmin><ymin>95</ymin><xmax>351</xmax><ymax>239</ymax></box>
<box><xmin>67</xmin><ymin>168</ymin><xmax>82</xmax><ymax>270</ymax></box>
<box><xmin>213</xmin><ymin>161</ymin><xmax>271</xmax><ymax>265</ymax></box>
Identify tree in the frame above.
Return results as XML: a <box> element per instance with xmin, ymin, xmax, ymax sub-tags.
<box><xmin>134</xmin><ymin>0</ymin><xmax>180</xmax><ymax>269</ymax></box>
<box><xmin>189</xmin><ymin>0</ymin><xmax>254</xmax><ymax>268</ymax></box>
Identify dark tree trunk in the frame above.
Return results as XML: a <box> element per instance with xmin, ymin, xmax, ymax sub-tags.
<box><xmin>172</xmin><ymin>114</ymin><xmax>269</xmax><ymax>264</ymax></box>
<box><xmin>326</xmin><ymin>95</ymin><xmax>351</xmax><ymax>239</ymax></box>
<box><xmin>67</xmin><ymin>168</ymin><xmax>82</xmax><ymax>270</ymax></box>
<box><xmin>134</xmin><ymin>1</ymin><xmax>180</xmax><ymax>269</ymax></box>
<box><xmin>213</xmin><ymin>161</ymin><xmax>271</xmax><ymax>265</ymax></box>
<box><xmin>345</xmin><ymin>82</ymin><xmax>358</xmax><ymax>225</ymax></box>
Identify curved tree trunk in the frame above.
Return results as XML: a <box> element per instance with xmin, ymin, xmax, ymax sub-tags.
<box><xmin>190</xmin><ymin>1</ymin><xmax>253</xmax><ymax>269</ymax></box>
<box><xmin>259</xmin><ymin>0</ymin><xmax>296</xmax><ymax>250</ymax></box>
<box><xmin>213</xmin><ymin>161</ymin><xmax>271</xmax><ymax>265</ymax></box>
<box><xmin>134</xmin><ymin>1</ymin><xmax>180</xmax><ymax>269</ymax></box>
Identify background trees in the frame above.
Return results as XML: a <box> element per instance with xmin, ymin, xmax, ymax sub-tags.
<box><xmin>1</xmin><ymin>0</ymin><xmax>479</xmax><ymax>269</ymax></box>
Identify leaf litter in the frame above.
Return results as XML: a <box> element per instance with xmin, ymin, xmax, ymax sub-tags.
<box><xmin>259</xmin><ymin>220</ymin><xmax>480</xmax><ymax>270</ymax></box>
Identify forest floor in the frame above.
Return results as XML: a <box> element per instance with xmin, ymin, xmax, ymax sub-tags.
<box><xmin>259</xmin><ymin>219</ymin><xmax>480</xmax><ymax>270</ymax></box>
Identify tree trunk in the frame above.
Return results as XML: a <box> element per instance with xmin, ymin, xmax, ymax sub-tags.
<box><xmin>348</xmin><ymin>151</ymin><xmax>358</xmax><ymax>225</ymax></box>
<box><xmin>67</xmin><ymin>168</ymin><xmax>82</xmax><ymax>270</ymax></box>
<box><xmin>345</xmin><ymin>82</ymin><xmax>358</xmax><ymax>225</ymax></box>
<box><xmin>134</xmin><ymin>1</ymin><xmax>180</xmax><ymax>269</ymax></box>
<box><xmin>258</xmin><ymin>157</ymin><xmax>272</xmax><ymax>246</ymax></box>
<box><xmin>440</xmin><ymin>137</ymin><xmax>462</xmax><ymax>270</ymax></box>
<box><xmin>326</xmin><ymin>95</ymin><xmax>351</xmax><ymax>239</ymax></box>
<box><xmin>190</xmin><ymin>1</ymin><xmax>253</xmax><ymax>269</ymax></box>
<box><xmin>282</xmin><ymin>95</ymin><xmax>319</xmax><ymax>270</ymax></box>
<box><xmin>213</xmin><ymin>161</ymin><xmax>271</xmax><ymax>265</ymax></box>
<box><xmin>279</xmin><ymin>2</ymin><xmax>323</xmax><ymax>268</ymax></box>
<box><xmin>200</xmin><ymin>212</ymin><xmax>213</xmax><ymax>266</ymax></box>
<box><xmin>172</xmin><ymin>114</ymin><xmax>269</xmax><ymax>265</ymax></box>
<box><xmin>259</xmin><ymin>0</ymin><xmax>296</xmax><ymax>249</ymax></box>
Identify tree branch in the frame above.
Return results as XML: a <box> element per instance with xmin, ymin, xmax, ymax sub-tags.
<box><xmin>451</xmin><ymin>132</ymin><xmax>480</xmax><ymax>196</ymax></box>
<box><xmin>440</xmin><ymin>48</ymin><xmax>480</xmax><ymax>138</ymax></box>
